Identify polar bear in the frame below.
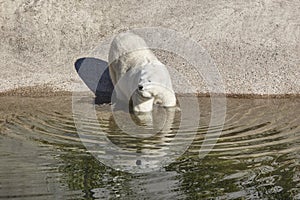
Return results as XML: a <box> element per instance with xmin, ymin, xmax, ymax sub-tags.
<box><xmin>108</xmin><ymin>32</ymin><xmax>176</xmax><ymax>113</ymax></box>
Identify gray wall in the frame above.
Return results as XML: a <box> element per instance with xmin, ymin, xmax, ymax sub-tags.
<box><xmin>1</xmin><ymin>0</ymin><xmax>299</xmax><ymax>95</ymax></box>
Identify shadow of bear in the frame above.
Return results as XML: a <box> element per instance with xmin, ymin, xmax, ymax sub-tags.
<box><xmin>75</xmin><ymin>57</ymin><xmax>114</xmax><ymax>104</ymax></box>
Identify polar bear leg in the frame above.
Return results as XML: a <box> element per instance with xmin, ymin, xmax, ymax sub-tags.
<box><xmin>161</xmin><ymin>92</ymin><xmax>177</xmax><ymax>108</ymax></box>
<box><xmin>108</xmin><ymin>63</ymin><xmax>117</xmax><ymax>86</ymax></box>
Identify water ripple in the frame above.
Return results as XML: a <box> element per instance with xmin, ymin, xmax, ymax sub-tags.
<box><xmin>0</xmin><ymin>96</ymin><xmax>299</xmax><ymax>199</ymax></box>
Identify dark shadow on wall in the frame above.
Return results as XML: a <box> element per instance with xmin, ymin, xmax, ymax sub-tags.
<box><xmin>75</xmin><ymin>57</ymin><xmax>114</xmax><ymax>104</ymax></box>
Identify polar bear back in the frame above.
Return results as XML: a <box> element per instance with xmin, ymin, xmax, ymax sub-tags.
<box><xmin>108</xmin><ymin>32</ymin><xmax>158</xmax><ymax>67</ymax></box>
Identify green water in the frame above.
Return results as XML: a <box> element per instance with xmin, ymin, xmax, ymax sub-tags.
<box><xmin>0</xmin><ymin>96</ymin><xmax>299</xmax><ymax>199</ymax></box>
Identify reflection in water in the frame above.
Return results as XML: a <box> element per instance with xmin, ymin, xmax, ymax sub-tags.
<box><xmin>72</xmin><ymin>94</ymin><xmax>198</xmax><ymax>173</ymax></box>
<box><xmin>0</xmin><ymin>96</ymin><xmax>299</xmax><ymax>199</ymax></box>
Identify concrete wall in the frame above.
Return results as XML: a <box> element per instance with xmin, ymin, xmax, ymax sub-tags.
<box><xmin>1</xmin><ymin>0</ymin><xmax>299</xmax><ymax>95</ymax></box>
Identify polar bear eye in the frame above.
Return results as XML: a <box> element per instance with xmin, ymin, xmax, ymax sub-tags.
<box><xmin>148</xmin><ymin>80</ymin><xmax>151</xmax><ymax>82</ymax></box>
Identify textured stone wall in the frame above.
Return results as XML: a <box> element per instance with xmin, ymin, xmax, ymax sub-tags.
<box><xmin>0</xmin><ymin>0</ymin><xmax>299</xmax><ymax>95</ymax></box>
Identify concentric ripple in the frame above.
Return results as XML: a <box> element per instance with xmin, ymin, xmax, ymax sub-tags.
<box><xmin>0</xmin><ymin>95</ymin><xmax>299</xmax><ymax>199</ymax></box>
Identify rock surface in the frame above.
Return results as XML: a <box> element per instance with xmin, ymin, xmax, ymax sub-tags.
<box><xmin>0</xmin><ymin>0</ymin><xmax>299</xmax><ymax>96</ymax></box>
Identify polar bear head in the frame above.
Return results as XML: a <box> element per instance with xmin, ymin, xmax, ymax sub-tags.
<box><xmin>132</xmin><ymin>62</ymin><xmax>176</xmax><ymax>113</ymax></box>
<box><xmin>137</xmin><ymin>62</ymin><xmax>173</xmax><ymax>94</ymax></box>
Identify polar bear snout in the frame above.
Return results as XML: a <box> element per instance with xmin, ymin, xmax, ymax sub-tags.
<box><xmin>137</xmin><ymin>85</ymin><xmax>152</xmax><ymax>99</ymax></box>
<box><xmin>138</xmin><ymin>85</ymin><xmax>143</xmax><ymax>91</ymax></box>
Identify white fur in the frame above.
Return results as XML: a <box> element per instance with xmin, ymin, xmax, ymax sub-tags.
<box><xmin>108</xmin><ymin>32</ymin><xmax>176</xmax><ymax>112</ymax></box>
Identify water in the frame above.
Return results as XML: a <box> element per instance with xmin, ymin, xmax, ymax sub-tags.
<box><xmin>0</xmin><ymin>95</ymin><xmax>299</xmax><ymax>199</ymax></box>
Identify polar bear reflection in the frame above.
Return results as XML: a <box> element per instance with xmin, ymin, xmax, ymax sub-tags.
<box><xmin>108</xmin><ymin>32</ymin><xmax>177</xmax><ymax>113</ymax></box>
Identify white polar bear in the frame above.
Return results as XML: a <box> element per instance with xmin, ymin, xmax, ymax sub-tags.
<box><xmin>108</xmin><ymin>32</ymin><xmax>176</xmax><ymax>112</ymax></box>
